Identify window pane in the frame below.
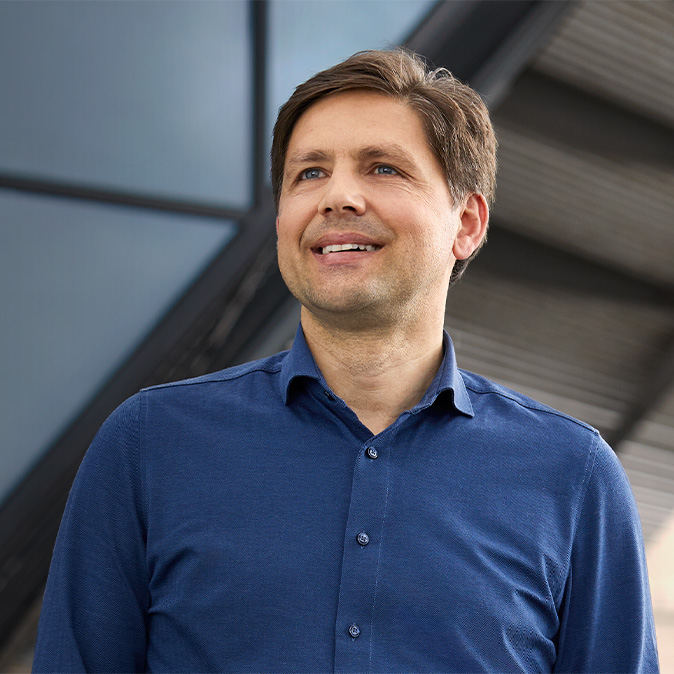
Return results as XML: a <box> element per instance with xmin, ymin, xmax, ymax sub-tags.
<box><xmin>0</xmin><ymin>1</ymin><xmax>252</xmax><ymax>208</ymax></box>
<box><xmin>0</xmin><ymin>189</ymin><xmax>235</xmax><ymax>501</ymax></box>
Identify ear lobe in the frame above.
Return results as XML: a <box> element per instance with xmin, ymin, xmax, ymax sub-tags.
<box><xmin>452</xmin><ymin>193</ymin><xmax>489</xmax><ymax>260</ymax></box>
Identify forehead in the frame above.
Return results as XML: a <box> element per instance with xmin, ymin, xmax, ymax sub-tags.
<box><xmin>286</xmin><ymin>90</ymin><xmax>433</xmax><ymax>159</ymax></box>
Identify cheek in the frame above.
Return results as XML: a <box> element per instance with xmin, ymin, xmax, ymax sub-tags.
<box><xmin>277</xmin><ymin>199</ymin><xmax>318</xmax><ymax>243</ymax></box>
<box><xmin>276</xmin><ymin>215</ymin><xmax>307</xmax><ymax>259</ymax></box>
<box><xmin>276</xmin><ymin>224</ymin><xmax>293</xmax><ymax>252</ymax></box>
<box><xmin>276</xmin><ymin>231</ymin><xmax>296</xmax><ymax>279</ymax></box>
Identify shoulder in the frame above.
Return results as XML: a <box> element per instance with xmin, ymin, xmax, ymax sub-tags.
<box><xmin>459</xmin><ymin>368</ymin><xmax>598</xmax><ymax>437</ymax></box>
<box><xmin>457</xmin><ymin>369</ymin><xmax>606</xmax><ymax>489</ymax></box>
<box><xmin>137</xmin><ymin>351</ymin><xmax>289</xmax><ymax>407</ymax></box>
<box><xmin>94</xmin><ymin>352</ymin><xmax>290</xmax><ymax>447</ymax></box>
<box><xmin>456</xmin><ymin>371</ymin><xmax>635</xmax><ymax>542</ymax></box>
<box><xmin>141</xmin><ymin>350</ymin><xmax>288</xmax><ymax>396</ymax></box>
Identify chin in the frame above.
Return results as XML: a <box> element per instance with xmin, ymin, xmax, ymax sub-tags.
<box><xmin>304</xmin><ymin>294</ymin><xmax>413</xmax><ymax>332</ymax></box>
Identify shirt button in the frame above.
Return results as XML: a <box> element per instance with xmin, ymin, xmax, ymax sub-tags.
<box><xmin>348</xmin><ymin>624</ymin><xmax>361</xmax><ymax>638</ymax></box>
<box><xmin>323</xmin><ymin>390</ymin><xmax>334</xmax><ymax>401</ymax></box>
<box><xmin>357</xmin><ymin>532</ymin><xmax>370</xmax><ymax>546</ymax></box>
<box><xmin>366</xmin><ymin>446</ymin><xmax>378</xmax><ymax>459</ymax></box>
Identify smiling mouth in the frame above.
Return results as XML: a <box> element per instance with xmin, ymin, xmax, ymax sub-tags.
<box><xmin>317</xmin><ymin>243</ymin><xmax>381</xmax><ymax>255</ymax></box>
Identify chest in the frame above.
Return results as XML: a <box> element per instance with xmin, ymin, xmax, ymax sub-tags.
<box><xmin>143</xmin><ymin>421</ymin><xmax>571</xmax><ymax>672</ymax></box>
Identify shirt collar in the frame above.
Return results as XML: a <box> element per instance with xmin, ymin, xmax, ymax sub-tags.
<box><xmin>279</xmin><ymin>325</ymin><xmax>325</xmax><ymax>404</ymax></box>
<box><xmin>417</xmin><ymin>329</ymin><xmax>474</xmax><ymax>417</ymax></box>
<box><xmin>279</xmin><ymin>324</ymin><xmax>474</xmax><ymax>418</ymax></box>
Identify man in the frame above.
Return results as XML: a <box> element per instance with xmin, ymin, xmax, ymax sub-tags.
<box><xmin>33</xmin><ymin>50</ymin><xmax>658</xmax><ymax>672</ymax></box>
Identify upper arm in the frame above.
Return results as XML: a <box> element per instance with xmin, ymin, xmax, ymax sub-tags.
<box><xmin>33</xmin><ymin>394</ymin><xmax>149</xmax><ymax>673</ymax></box>
<box><xmin>554</xmin><ymin>435</ymin><xmax>659</xmax><ymax>673</ymax></box>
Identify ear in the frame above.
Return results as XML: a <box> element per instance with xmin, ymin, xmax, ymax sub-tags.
<box><xmin>452</xmin><ymin>193</ymin><xmax>489</xmax><ymax>260</ymax></box>
<box><xmin>275</xmin><ymin>216</ymin><xmax>279</xmax><ymax>235</ymax></box>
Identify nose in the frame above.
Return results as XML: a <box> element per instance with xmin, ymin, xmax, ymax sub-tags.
<box><xmin>318</xmin><ymin>171</ymin><xmax>366</xmax><ymax>216</ymax></box>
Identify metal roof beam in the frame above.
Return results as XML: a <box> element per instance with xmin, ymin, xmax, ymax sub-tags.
<box><xmin>605</xmin><ymin>334</ymin><xmax>674</xmax><ymax>451</ymax></box>
<box><xmin>495</xmin><ymin>70</ymin><xmax>674</xmax><ymax>167</ymax></box>
<box><xmin>478</xmin><ymin>224</ymin><xmax>674</xmax><ymax>308</ymax></box>
<box><xmin>406</xmin><ymin>0</ymin><xmax>574</xmax><ymax>105</ymax></box>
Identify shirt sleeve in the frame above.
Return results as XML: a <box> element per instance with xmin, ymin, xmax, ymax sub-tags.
<box><xmin>554</xmin><ymin>434</ymin><xmax>659</xmax><ymax>673</ymax></box>
<box><xmin>32</xmin><ymin>394</ymin><xmax>148</xmax><ymax>673</ymax></box>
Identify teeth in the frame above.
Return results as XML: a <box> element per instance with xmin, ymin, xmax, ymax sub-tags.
<box><xmin>321</xmin><ymin>243</ymin><xmax>377</xmax><ymax>254</ymax></box>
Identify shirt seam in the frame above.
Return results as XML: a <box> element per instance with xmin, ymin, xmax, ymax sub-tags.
<box><xmin>139</xmin><ymin>391</ymin><xmax>150</xmax><ymax>585</ymax></box>
<box><xmin>463</xmin><ymin>383</ymin><xmax>595</xmax><ymax>432</ymax></box>
<box><xmin>137</xmin><ymin>390</ymin><xmax>151</xmax><ymax>648</ymax></box>
<box><xmin>557</xmin><ymin>429</ymin><xmax>601</xmax><ymax>606</ymax></box>
<box><xmin>141</xmin><ymin>363</ymin><xmax>284</xmax><ymax>392</ymax></box>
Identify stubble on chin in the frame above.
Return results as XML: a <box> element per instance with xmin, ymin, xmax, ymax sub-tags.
<box><xmin>288</xmin><ymin>271</ymin><xmax>424</xmax><ymax>334</ymax></box>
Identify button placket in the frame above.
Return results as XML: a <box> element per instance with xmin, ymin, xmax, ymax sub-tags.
<box><xmin>333</xmin><ymin>443</ymin><xmax>391</xmax><ymax>671</ymax></box>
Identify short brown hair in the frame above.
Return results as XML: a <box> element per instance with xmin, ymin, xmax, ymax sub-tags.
<box><xmin>271</xmin><ymin>49</ymin><xmax>497</xmax><ymax>286</ymax></box>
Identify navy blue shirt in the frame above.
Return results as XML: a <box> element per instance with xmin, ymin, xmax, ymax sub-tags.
<box><xmin>33</xmin><ymin>327</ymin><xmax>658</xmax><ymax>673</ymax></box>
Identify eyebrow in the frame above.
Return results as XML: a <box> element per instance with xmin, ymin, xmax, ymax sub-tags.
<box><xmin>355</xmin><ymin>144</ymin><xmax>418</xmax><ymax>167</ymax></box>
<box><xmin>284</xmin><ymin>150</ymin><xmax>332</xmax><ymax>177</ymax></box>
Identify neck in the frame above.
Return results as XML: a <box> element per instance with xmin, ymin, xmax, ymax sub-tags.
<box><xmin>301</xmin><ymin>308</ymin><xmax>445</xmax><ymax>435</ymax></box>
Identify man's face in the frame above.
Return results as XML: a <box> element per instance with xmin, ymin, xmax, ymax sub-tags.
<box><xmin>276</xmin><ymin>90</ymin><xmax>468</xmax><ymax>329</ymax></box>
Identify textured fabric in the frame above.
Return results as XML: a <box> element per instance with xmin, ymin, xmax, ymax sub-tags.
<box><xmin>33</xmin><ymin>326</ymin><xmax>659</xmax><ymax>673</ymax></box>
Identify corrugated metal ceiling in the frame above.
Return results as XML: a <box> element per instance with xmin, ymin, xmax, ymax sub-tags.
<box><xmin>494</xmin><ymin>126</ymin><xmax>674</xmax><ymax>286</ymax></box>
<box><xmin>533</xmin><ymin>0</ymin><xmax>674</xmax><ymax>128</ymax></box>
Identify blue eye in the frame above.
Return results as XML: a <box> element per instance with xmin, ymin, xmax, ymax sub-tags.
<box><xmin>299</xmin><ymin>168</ymin><xmax>324</xmax><ymax>180</ymax></box>
<box><xmin>375</xmin><ymin>165</ymin><xmax>398</xmax><ymax>175</ymax></box>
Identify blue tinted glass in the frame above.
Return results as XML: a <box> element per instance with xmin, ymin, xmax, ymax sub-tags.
<box><xmin>0</xmin><ymin>189</ymin><xmax>235</xmax><ymax>501</ymax></box>
<box><xmin>0</xmin><ymin>1</ymin><xmax>251</xmax><ymax>208</ymax></box>
<box><xmin>267</xmin><ymin>0</ymin><xmax>437</xmax><ymax>160</ymax></box>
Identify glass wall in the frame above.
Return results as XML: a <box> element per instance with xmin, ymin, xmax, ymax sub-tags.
<box><xmin>0</xmin><ymin>189</ymin><xmax>233</xmax><ymax>498</ymax></box>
